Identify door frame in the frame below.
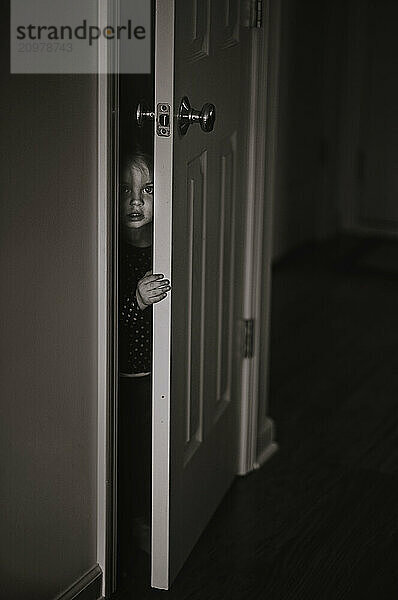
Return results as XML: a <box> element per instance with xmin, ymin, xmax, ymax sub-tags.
<box><xmin>238</xmin><ymin>0</ymin><xmax>281</xmax><ymax>475</ymax></box>
<box><xmin>97</xmin><ymin>0</ymin><xmax>119</xmax><ymax>597</ymax></box>
<box><xmin>97</xmin><ymin>0</ymin><xmax>282</xmax><ymax>594</ymax></box>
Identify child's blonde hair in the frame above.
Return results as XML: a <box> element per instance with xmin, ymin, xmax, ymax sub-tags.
<box><xmin>122</xmin><ymin>150</ymin><xmax>153</xmax><ymax>179</ymax></box>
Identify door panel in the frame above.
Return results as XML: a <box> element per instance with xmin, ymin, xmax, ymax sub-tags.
<box><xmin>190</xmin><ymin>0</ymin><xmax>210</xmax><ymax>60</ymax></box>
<box><xmin>185</xmin><ymin>151</ymin><xmax>206</xmax><ymax>464</ymax></box>
<box><xmin>221</xmin><ymin>0</ymin><xmax>240</xmax><ymax>47</ymax></box>
<box><xmin>152</xmin><ymin>0</ymin><xmax>250</xmax><ymax>589</ymax></box>
<box><xmin>215</xmin><ymin>134</ymin><xmax>237</xmax><ymax>420</ymax></box>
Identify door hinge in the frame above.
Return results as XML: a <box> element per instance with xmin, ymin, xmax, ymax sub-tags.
<box><xmin>243</xmin><ymin>319</ymin><xmax>255</xmax><ymax>358</ymax></box>
<box><xmin>251</xmin><ymin>0</ymin><xmax>263</xmax><ymax>28</ymax></box>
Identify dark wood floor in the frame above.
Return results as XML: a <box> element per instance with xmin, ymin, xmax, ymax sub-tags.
<box><xmin>113</xmin><ymin>236</ymin><xmax>398</xmax><ymax>600</ymax></box>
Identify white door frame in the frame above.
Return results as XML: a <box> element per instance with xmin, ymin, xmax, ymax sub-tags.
<box><xmin>238</xmin><ymin>0</ymin><xmax>281</xmax><ymax>475</ymax></box>
<box><xmin>97</xmin><ymin>0</ymin><xmax>119</xmax><ymax>597</ymax></box>
<box><xmin>96</xmin><ymin>0</ymin><xmax>282</xmax><ymax>594</ymax></box>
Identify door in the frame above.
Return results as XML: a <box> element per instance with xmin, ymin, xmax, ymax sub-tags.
<box><xmin>151</xmin><ymin>0</ymin><xmax>253</xmax><ymax>589</ymax></box>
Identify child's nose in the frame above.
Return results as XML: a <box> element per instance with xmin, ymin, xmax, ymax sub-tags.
<box><xmin>130</xmin><ymin>195</ymin><xmax>143</xmax><ymax>206</ymax></box>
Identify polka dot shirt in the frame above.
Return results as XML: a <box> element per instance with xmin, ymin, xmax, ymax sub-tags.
<box><xmin>119</xmin><ymin>242</ymin><xmax>152</xmax><ymax>375</ymax></box>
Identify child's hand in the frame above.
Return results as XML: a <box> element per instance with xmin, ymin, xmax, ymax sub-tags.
<box><xmin>136</xmin><ymin>270</ymin><xmax>171</xmax><ymax>310</ymax></box>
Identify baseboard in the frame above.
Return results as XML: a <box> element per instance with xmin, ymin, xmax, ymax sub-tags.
<box><xmin>254</xmin><ymin>441</ymin><xmax>278</xmax><ymax>469</ymax></box>
<box><xmin>253</xmin><ymin>417</ymin><xmax>278</xmax><ymax>469</ymax></box>
<box><xmin>54</xmin><ymin>565</ymin><xmax>103</xmax><ymax>600</ymax></box>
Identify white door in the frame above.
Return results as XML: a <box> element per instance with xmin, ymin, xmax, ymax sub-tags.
<box><xmin>152</xmin><ymin>0</ymin><xmax>253</xmax><ymax>589</ymax></box>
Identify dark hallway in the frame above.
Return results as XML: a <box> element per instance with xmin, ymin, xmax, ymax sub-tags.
<box><xmin>113</xmin><ymin>236</ymin><xmax>398</xmax><ymax>599</ymax></box>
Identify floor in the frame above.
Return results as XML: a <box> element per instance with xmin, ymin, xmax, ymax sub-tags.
<box><xmin>112</xmin><ymin>236</ymin><xmax>398</xmax><ymax>599</ymax></box>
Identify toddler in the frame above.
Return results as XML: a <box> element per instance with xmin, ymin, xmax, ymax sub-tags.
<box><xmin>118</xmin><ymin>150</ymin><xmax>170</xmax><ymax>566</ymax></box>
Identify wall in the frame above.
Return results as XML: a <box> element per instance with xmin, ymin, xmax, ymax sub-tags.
<box><xmin>0</xmin><ymin>5</ymin><xmax>99</xmax><ymax>600</ymax></box>
<box><xmin>272</xmin><ymin>0</ymin><xmax>347</xmax><ymax>260</ymax></box>
<box><xmin>338</xmin><ymin>0</ymin><xmax>398</xmax><ymax>235</ymax></box>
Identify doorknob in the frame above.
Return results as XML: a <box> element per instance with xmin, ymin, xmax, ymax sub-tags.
<box><xmin>136</xmin><ymin>102</ymin><xmax>171</xmax><ymax>137</ymax></box>
<box><xmin>136</xmin><ymin>101</ymin><xmax>155</xmax><ymax>127</ymax></box>
<box><xmin>178</xmin><ymin>96</ymin><xmax>216</xmax><ymax>136</ymax></box>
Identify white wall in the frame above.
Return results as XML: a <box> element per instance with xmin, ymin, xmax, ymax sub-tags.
<box><xmin>0</xmin><ymin>5</ymin><xmax>99</xmax><ymax>599</ymax></box>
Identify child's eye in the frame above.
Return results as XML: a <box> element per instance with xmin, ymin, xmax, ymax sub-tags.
<box><xmin>143</xmin><ymin>184</ymin><xmax>153</xmax><ymax>195</ymax></box>
<box><xmin>120</xmin><ymin>184</ymin><xmax>131</xmax><ymax>196</ymax></box>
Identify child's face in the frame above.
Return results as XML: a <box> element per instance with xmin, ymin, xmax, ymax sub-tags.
<box><xmin>120</xmin><ymin>161</ymin><xmax>153</xmax><ymax>230</ymax></box>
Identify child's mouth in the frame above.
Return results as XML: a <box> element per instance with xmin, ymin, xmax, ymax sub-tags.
<box><xmin>127</xmin><ymin>212</ymin><xmax>144</xmax><ymax>221</ymax></box>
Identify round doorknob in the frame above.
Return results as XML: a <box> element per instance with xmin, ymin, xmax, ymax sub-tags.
<box><xmin>200</xmin><ymin>103</ymin><xmax>216</xmax><ymax>132</ymax></box>
<box><xmin>178</xmin><ymin>96</ymin><xmax>216</xmax><ymax>136</ymax></box>
<box><xmin>136</xmin><ymin>101</ymin><xmax>155</xmax><ymax>127</ymax></box>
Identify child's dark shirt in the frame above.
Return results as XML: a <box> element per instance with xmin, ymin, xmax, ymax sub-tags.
<box><xmin>119</xmin><ymin>242</ymin><xmax>152</xmax><ymax>374</ymax></box>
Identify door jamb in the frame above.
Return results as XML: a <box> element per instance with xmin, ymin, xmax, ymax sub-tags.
<box><xmin>97</xmin><ymin>0</ymin><xmax>119</xmax><ymax>597</ymax></box>
<box><xmin>238</xmin><ymin>0</ymin><xmax>282</xmax><ymax>474</ymax></box>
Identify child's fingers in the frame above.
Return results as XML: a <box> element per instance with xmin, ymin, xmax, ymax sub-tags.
<box><xmin>141</xmin><ymin>273</ymin><xmax>164</xmax><ymax>282</ymax></box>
<box><xmin>151</xmin><ymin>293</ymin><xmax>168</xmax><ymax>303</ymax></box>
<box><xmin>148</xmin><ymin>288</ymin><xmax>170</xmax><ymax>300</ymax></box>
<box><xmin>143</xmin><ymin>280</ymin><xmax>171</xmax><ymax>291</ymax></box>
<box><xmin>140</xmin><ymin>273</ymin><xmax>166</xmax><ymax>284</ymax></box>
